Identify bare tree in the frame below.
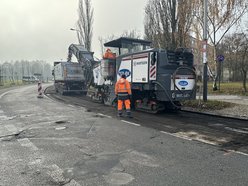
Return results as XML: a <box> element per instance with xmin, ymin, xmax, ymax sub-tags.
<box><xmin>98</xmin><ymin>30</ymin><xmax>140</xmax><ymax>57</ymax></box>
<box><xmin>194</xmin><ymin>0</ymin><xmax>248</xmax><ymax>90</ymax></box>
<box><xmin>14</xmin><ymin>61</ymin><xmax>22</xmax><ymax>82</ymax></box>
<box><xmin>98</xmin><ymin>35</ymin><xmax>116</xmax><ymax>57</ymax></box>
<box><xmin>2</xmin><ymin>62</ymin><xmax>14</xmax><ymax>83</ymax></box>
<box><xmin>220</xmin><ymin>32</ymin><xmax>248</xmax><ymax>92</ymax></box>
<box><xmin>144</xmin><ymin>0</ymin><xmax>197</xmax><ymax>49</ymax></box>
<box><xmin>77</xmin><ymin>0</ymin><xmax>94</xmax><ymax>51</ymax></box>
<box><xmin>121</xmin><ymin>29</ymin><xmax>141</xmax><ymax>39</ymax></box>
<box><xmin>98</xmin><ymin>36</ymin><xmax>105</xmax><ymax>57</ymax></box>
<box><xmin>144</xmin><ymin>1</ymin><xmax>161</xmax><ymax>48</ymax></box>
<box><xmin>234</xmin><ymin>33</ymin><xmax>248</xmax><ymax>92</ymax></box>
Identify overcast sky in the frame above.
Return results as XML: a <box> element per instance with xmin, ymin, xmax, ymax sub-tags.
<box><xmin>1</xmin><ymin>1</ymin><xmax>247</xmax><ymax>64</ymax></box>
<box><xmin>0</xmin><ymin>0</ymin><xmax>148</xmax><ymax>63</ymax></box>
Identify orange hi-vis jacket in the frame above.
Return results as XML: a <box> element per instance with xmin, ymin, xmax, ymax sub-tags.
<box><xmin>115</xmin><ymin>78</ymin><xmax>131</xmax><ymax>97</ymax></box>
<box><xmin>103</xmin><ymin>49</ymin><xmax>116</xmax><ymax>59</ymax></box>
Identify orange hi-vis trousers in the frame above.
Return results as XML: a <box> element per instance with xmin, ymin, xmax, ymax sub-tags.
<box><xmin>118</xmin><ymin>99</ymin><xmax>131</xmax><ymax>111</ymax></box>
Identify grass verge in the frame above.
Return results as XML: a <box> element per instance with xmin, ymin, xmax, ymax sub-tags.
<box><xmin>206</xmin><ymin>82</ymin><xmax>248</xmax><ymax>96</ymax></box>
<box><xmin>182</xmin><ymin>100</ymin><xmax>236</xmax><ymax>111</ymax></box>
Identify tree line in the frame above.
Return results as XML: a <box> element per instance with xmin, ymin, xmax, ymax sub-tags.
<box><xmin>143</xmin><ymin>0</ymin><xmax>248</xmax><ymax>91</ymax></box>
<box><xmin>0</xmin><ymin>60</ymin><xmax>52</xmax><ymax>85</ymax></box>
<box><xmin>218</xmin><ymin>32</ymin><xmax>248</xmax><ymax>92</ymax></box>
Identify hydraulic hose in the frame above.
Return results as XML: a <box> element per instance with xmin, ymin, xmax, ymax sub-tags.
<box><xmin>153</xmin><ymin>81</ymin><xmax>181</xmax><ymax>109</ymax></box>
<box><xmin>153</xmin><ymin>65</ymin><xmax>196</xmax><ymax>109</ymax></box>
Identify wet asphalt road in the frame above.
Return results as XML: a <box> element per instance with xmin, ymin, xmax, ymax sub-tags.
<box><xmin>0</xmin><ymin>84</ymin><xmax>248</xmax><ymax>186</ymax></box>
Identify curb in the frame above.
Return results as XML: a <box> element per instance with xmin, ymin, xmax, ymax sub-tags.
<box><xmin>181</xmin><ymin>107</ymin><xmax>248</xmax><ymax>121</ymax></box>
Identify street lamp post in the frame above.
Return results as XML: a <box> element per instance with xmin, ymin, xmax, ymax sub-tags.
<box><xmin>202</xmin><ymin>0</ymin><xmax>208</xmax><ymax>102</ymax></box>
<box><xmin>70</xmin><ymin>28</ymin><xmax>82</xmax><ymax>45</ymax></box>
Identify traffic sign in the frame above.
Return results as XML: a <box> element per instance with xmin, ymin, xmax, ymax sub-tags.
<box><xmin>217</xmin><ymin>54</ymin><xmax>224</xmax><ymax>62</ymax></box>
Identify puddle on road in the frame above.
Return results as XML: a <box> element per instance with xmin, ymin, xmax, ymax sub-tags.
<box><xmin>104</xmin><ymin>172</ymin><xmax>134</xmax><ymax>185</ymax></box>
<box><xmin>121</xmin><ymin>150</ymin><xmax>159</xmax><ymax>168</ymax></box>
<box><xmin>69</xmin><ymin>153</ymin><xmax>121</xmax><ymax>179</ymax></box>
<box><xmin>92</xmin><ymin>114</ymin><xmax>105</xmax><ymax>118</ymax></box>
<box><xmin>55</xmin><ymin>120</ymin><xmax>68</xmax><ymax>124</ymax></box>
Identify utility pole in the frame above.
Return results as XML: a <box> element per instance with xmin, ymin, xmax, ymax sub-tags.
<box><xmin>202</xmin><ymin>0</ymin><xmax>208</xmax><ymax>101</ymax></box>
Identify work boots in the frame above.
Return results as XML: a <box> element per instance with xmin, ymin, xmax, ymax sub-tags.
<box><xmin>117</xmin><ymin>110</ymin><xmax>123</xmax><ymax>117</ymax></box>
<box><xmin>126</xmin><ymin>110</ymin><xmax>133</xmax><ymax>118</ymax></box>
<box><xmin>117</xmin><ymin>110</ymin><xmax>132</xmax><ymax>118</ymax></box>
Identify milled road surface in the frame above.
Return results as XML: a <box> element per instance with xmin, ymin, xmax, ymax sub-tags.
<box><xmin>46</xmin><ymin>85</ymin><xmax>248</xmax><ymax>154</ymax></box>
<box><xmin>0</xmin><ymin>84</ymin><xmax>248</xmax><ymax>186</ymax></box>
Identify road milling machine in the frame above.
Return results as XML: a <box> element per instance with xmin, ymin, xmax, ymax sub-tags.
<box><xmin>53</xmin><ymin>37</ymin><xmax>196</xmax><ymax>113</ymax></box>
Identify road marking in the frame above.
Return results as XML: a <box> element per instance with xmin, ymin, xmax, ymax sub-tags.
<box><xmin>223</xmin><ymin>150</ymin><xmax>248</xmax><ymax>157</ymax></box>
<box><xmin>160</xmin><ymin>131</ymin><xmax>192</xmax><ymax>141</ymax></box>
<box><xmin>18</xmin><ymin>138</ymin><xmax>39</xmax><ymax>151</ymax></box>
<box><xmin>235</xmin><ymin>151</ymin><xmax>248</xmax><ymax>157</ymax></box>
<box><xmin>161</xmin><ymin>131</ymin><xmax>248</xmax><ymax>157</ymax></box>
<box><xmin>225</xmin><ymin>127</ymin><xmax>248</xmax><ymax>134</ymax></box>
<box><xmin>97</xmin><ymin>113</ymin><xmax>112</xmax><ymax>118</ymax></box>
<box><xmin>16</xmin><ymin>137</ymin><xmax>81</xmax><ymax>185</ymax></box>
<box><xmin>55</xmin><ymin>127</ymin><xmax>67</xmax><ymax>130</ymax></box>
<box><xmin>121</xmin><ymin>120</ymin><xmax>141</xmax><ymax>126</ymax></box>
<box><xmin>177</xmin><ymin>131</ymin><xmax>228</xmax><ymax>145</ymax></box>
<box><xmin>0</xmin><ymin>90</ymin><xmax>12</xmax><ymax>99</ymax></box>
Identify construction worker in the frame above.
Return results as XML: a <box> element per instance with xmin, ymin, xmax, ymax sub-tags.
<box><xmin>115</xmin><ymin>74</ymin><xmax>132</xmax><ymax>118</ymax></box>
<box><xmin>103</xmin><ymin>48</ymin><xmax>116</xmax><ymax>59</ymax></box>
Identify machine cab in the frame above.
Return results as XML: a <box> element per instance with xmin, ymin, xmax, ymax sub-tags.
<box><xmin>103</xmin><ymin>37</ymin><xmax>151</xmax><ymax>56</ymax></box>
<box><xmin>101</xmin><ymin>37</ymin><xmax>152</xmax><ymax>81</ymax></box>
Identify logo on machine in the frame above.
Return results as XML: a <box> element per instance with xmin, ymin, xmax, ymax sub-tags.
<box><xmin>178</xmin><ymin>80</ymin><xmax>188</xmax><ymax>86</ymax></box>
<box><xmin>119</xmin><ymin>69</ymin><xmax>131</xmax><ymax>77</ymax></box>
<box><xmin>133</xmin><ymin>61</ymin><xmax>147</xmax><ymax>66</ymax></box>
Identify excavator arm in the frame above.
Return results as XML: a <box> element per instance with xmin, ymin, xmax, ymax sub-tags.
<box><xmin>67</xmin><ymin>44</ymin><xmax>98</xmax><ymax>87</ymax></box>
<box><xmin>67</xmin><ymin>44</ymin><xmax>95</xmax><ymax>64</ymax></box>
